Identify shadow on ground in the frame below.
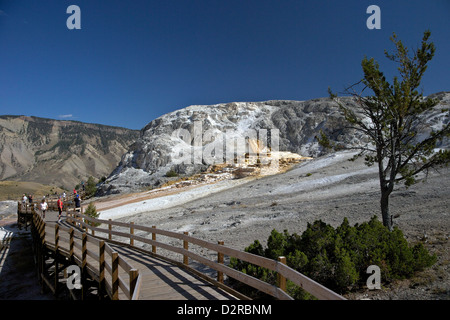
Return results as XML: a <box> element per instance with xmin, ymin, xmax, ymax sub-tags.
<box><xmin>0</xmin><ymin>221</ymin><xmax>54</xmax><ymax>300</ymax></box>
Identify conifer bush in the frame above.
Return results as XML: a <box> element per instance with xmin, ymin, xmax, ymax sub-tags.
<box><xmin>165</xmin><ymin>169</ymin><xmax>178</xmax><ymax>177</ymax></box>
<box><xmin>84</xmin><ymin>203</ymin><xmax>100</xmax><ymax>227</ymax></box>
<box><xmin>229</xmin><ymin>216</ymin><xmax>436</xmax><ymax>298</ymax></box>
<box><xmin>84</xmin><ymin>176</ymin><xmax>98</xmax><ymax>198</ymax></box>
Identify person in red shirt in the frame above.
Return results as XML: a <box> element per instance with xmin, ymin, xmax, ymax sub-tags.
<box><xmin>57</xmin><ymin>196</ymin><xmax>64</xmax><ymax>222</ymax></box>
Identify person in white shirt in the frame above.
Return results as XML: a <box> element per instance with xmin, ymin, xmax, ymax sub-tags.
<box><xmin>40</xmin><ymin>198</ymin><xmax>48</xmax><ymax>219</ymax></box>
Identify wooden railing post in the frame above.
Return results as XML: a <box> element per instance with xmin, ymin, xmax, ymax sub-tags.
<box><xmin>99</xmin><ymin>240</ymin><xmax>105</xmax><ymax>299</ymax></box>
<box><xmin>217</xmin><ymin>241</ymin><xmax>224</xmax><ymax>283</ymax></box>
<box><xmin>40</xmin><ymin>218</ymin><xmax>46</xmax><ymax>247</ymax></box>
<box><xmin>75</xmin><ymin>211</ymin><xmax>78</xmax><ymax>225</ymax></box>
<box><xmin>108</xmin><ymin>219</ymin><xmax>112</xmax><ymax>241</ymax></box>
<box><xmin>130</xmin><ymin>222</ymin><xmax>134</xmax><ymax>246</ymax></box>
<box><xmin>183</xmin><ymin>232</ymin><xmax>189</xmax><ymax>265</ymax></box>
<box><xmin>277</xmin><ymin>256</ymin><xmax>287</xmax><ymax>292</ymax></box>
<box><xmin>130</xmin><ymin>269</ymin><xmax>138</xmax><ymax>299</ymax></box>
<box><xmin>111</xmin><ymin>252</ymin><xmax>119</xmax><ymax>300</ymax></box>
<box><xmin>82</xmin><ymin>213</ymin><xmax>87</xmax><ymax>231</ymax></box>
<box><xmin>54</xmin><ymin>224</ymin><xmax>60</xmax><ymax>295</ymax></box>
<box><xmin>39</xmin><ymin>216</ymin><xmax>46</xmax><ymax>291</ymax></box>
<box><xmin>54</xmin><ymin>224</ymin><xmax>59</xmax><ymax>251</ymax></box>
<box><xmin>81</xmin><ymin>233</ymin><xmax>87</xmax><ymax>268</ymax></box>
<box><xmin>77</xmin><ymin>212</ymin><xmax>81</xmax><ymax>228</ymax></box>
<box><xmin>81</xmin><ymin>233</ymin><xmax>87</xmax><ymax>300</ymax></box>
<box><xmin>152</xmin><ymin>226</ymin><xmax>156</xmax><ymax>254</ymax></box>
<box><xmin>36</xmin><ymin>214</ymin><xmax>42</xmax><ymax>287</ymax></box>
<box><xmin>69</xmin><ymin>228</ymin><xmax>74</xmax><ymax>260</ymax></box>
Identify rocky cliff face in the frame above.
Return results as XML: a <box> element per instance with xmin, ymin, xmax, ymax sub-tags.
<box><xmin>99</xmin><ymin>92</ymin><xmax>449</xmax><ymax>195</ymax></box>
<box><xmin>0</xmin><ymin>116</ymin><xmax>139</xmax><ymax>189</ymax></box>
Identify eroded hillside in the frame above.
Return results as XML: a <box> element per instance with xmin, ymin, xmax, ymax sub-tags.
<box><xmin>0</xmin><ymin>115</ymin><xmax>139</xmax><ymax>189</ymax></box>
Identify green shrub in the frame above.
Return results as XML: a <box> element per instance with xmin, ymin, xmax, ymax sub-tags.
<box><xmin>229</xmin><ymin>240</ymin><xmax>275</xmax><ymax>299</ymax></box>
<box><xmin>165</xmin><ymin>169</ymin><xmax>178</xmax><ymax>177</ymax></box>
<box><xmin>85</xmin><ymin>176</ymin><xmax>98</xmax><ymax>198</ymax></box>
<box><xmin>84</xmin><ymin>203</ymin><xmax>100</xmax><ymax>227</ymax></box>
<box><xmin>230</xmin><ymin>216</ymin><xmax>436</xmax><ymax>298</ymax></box>
<box><xmin>412</xmin><ymin>242</ymin><xmax>438</xmax><ymax>271</ymax></box>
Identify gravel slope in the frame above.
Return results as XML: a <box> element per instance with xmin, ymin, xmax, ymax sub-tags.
<box><xmin>113</xmin><ymin>151</ymin><xmax>450</xmax><ymax>300</ymax></box>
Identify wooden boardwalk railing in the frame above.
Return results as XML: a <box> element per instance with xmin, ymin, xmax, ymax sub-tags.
<box><xmin>29</xmin><ymin>206</ymin><xmax>142</xmax><ymax>300</ymax></box>
<box><xmin>20</xmin><ymin>196</ymin><xmax>346</xmax><ymax>300</ymax></box>
<box><xmin>67</xmin><ymin>210</ymin><xmax>346</xmax><ymax>300</ymax></box>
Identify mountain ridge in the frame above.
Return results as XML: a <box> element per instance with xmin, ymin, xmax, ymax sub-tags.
<box><xmin>0</xmin><ymin>115</ymin><xmax>139</xmax><ymax>190</ymax></box>
<box><xmin>2</xmin><ymin>91</ymin><xmax>448</xmax><ymax>196</ymax></box>
<box><xmin>99</xmin><ymin>92</ymin><xmax>449</xmax><ymax>195</ymax></box>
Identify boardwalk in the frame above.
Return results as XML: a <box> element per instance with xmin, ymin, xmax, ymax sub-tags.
<box><xmin>21</xmin><ymin>201</ymin><xmax>344</xmax><ymax>301</ymax></box>
<box><xmin>110</xmin><ymin>244</ymin><xmax>235</xmax><ymax>300</ymax></box>
<box><xmin>42</xmin><ymin>210</ymin><xmax>238</xmax><ymax>300</ymax></box>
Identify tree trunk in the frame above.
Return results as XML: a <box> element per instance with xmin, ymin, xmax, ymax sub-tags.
<box><xmin>380</xmin><ymin>190</ymin><xmax>393</xmax><ymax>231</ymax></box>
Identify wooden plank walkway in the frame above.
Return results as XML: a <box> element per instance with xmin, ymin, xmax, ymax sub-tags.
<box><xmin>23</xmin><ymin>200</ymin><xmax>345</xmax><ymax>300</ymax></box>
<box><xmin>43</xmin><ymin>210</ymin><xmax>238</xmax><ymax>300</ymax></box>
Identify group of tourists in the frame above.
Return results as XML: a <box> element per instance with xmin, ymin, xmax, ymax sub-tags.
<box><xmin>21</xmin><ymin>188</ymin><xmax>82</xmax><ymax>222</ymax></box>
<box><xmin>21</xmin><ymin>193</ymin><xmax>33</xmax><ymax>206</ymax></box>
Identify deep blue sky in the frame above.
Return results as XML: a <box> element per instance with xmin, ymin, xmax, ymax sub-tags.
<box><xmin>1</xmin><ymin>0</ymin><xmax>449</xmax><ymax>130</ymax></box>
